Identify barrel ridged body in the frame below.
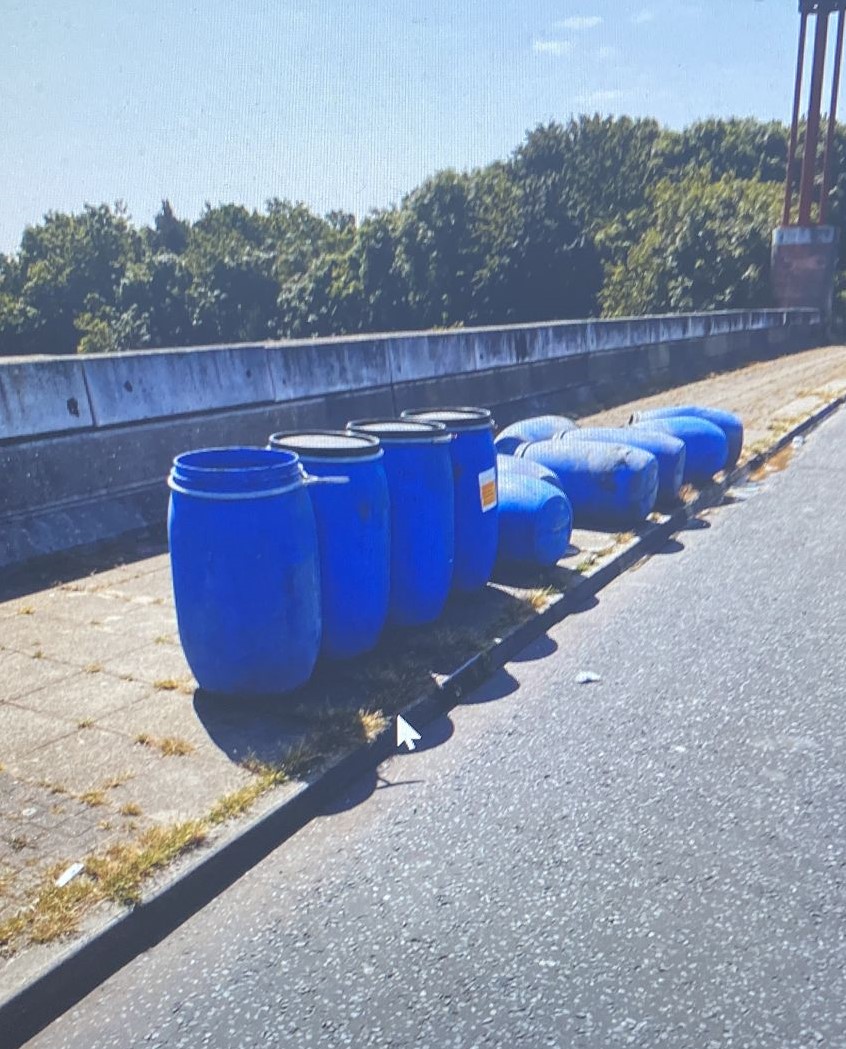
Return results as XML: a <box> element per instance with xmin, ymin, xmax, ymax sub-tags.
<box><xmin>497</xmin><ymin>454</ymin><xmax>565</xmax><ymax>494</ymax></box>
<box><xmin>347</xmin><ymin>420</ymin><xmax>454</xmax><ymax>627</ymax></box>
<box><xmin>497</xmin><ymin>472</ymin><xmax>573</xmax><ymax>566</ymax></box>
<box><xmin>268</xmin><ymin>432</ymin><xmax>390</xmax><ymax>660</ymax></box>
<box><xmin>630</xmin><ymin>416</ymin><xmax>728</xmax><ymax>484</ymax></box>
<box><xmin>494</xmin><ymin>415</ymin><xmax>577</xmax><ymax>455</ymax></box>
<box><xmin>168</xmin><ymin>447</ymin><xmax>321</xmax><ymax>695</ymax></box>
<box><xmin>631</xmin><ymin>405</ymin><xmax>743</xmax><ymax>469</ymax></box>
<box><xmin>561</xmin><ymin>426</ymin><xmax>686</xmax><ymax>506</ymax></box>
<box><xmin>516</xmin><ymin>438</ymin><xmax>659</xmax><ymax>526</ymax></box>
<box><xmin>401</xmin><ymin>408</ymin><xmax>498</xmax><ymax>592</ymax></box>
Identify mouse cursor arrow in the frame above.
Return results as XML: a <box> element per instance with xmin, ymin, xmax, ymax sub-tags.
<box><xmin>396</xmin><ymin>715</ymin><xmax>422</xmax><ymax>751</ymax></box>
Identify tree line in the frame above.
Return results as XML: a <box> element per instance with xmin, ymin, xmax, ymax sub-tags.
<box><xmin>1</xmin><ymin>115</ymin><xmax>843</xmax><ymax>357</ymax></box>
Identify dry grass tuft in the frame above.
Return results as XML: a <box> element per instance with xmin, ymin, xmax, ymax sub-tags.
<box><xmin>525</xmin><ymin>587</ymin><xmax>557</xmax><ymax>613</ymax></box>
<box><xmin>84</xmin><ymin>663</ymin><xmax>103</xmax><ymax>675</ymax></box>
<box><xmin>159</xmin><ymin>738</ymin><xmax>194</xmax><ymax>757</ymax></box>
<box><xmin>119</xmin><ymin>802</ymin><xmax>142</xmax><ymax>817</ymax></box>
<box><xmin>135</xmin><ymin>734</ymin><xmax>194</xmax><ymax>757</ymax></box>
<box><xmin>77</xmin><ymin>718</ymin><xmax>94</xmax><ymax>730</ymax></box>
<box><xmin>153</xmin><ymin>677</ymin><xmax>195</xmax><ymax>695</ymax></box>
<box><xmin>80</xmin><ymin>789</ymin><xmax>106</xmax><ymax>808</ymax></box>
<box><xmin>86</xmin><ymin>820</ymin><xmax>207</xmax><ymax>906</ymax></box>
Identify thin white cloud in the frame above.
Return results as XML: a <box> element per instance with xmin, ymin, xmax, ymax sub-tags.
<box><xmin>532</xmin><ymin>38</ymin><xmax>575</xmax><ymax>56</ymax></box>
<box><xmin>597</xmin><ymin>45</ymin><xmax>617</xmax><ymax>61</ymax></box>
<box><xmin>631</xmin><ymin>9</ymin><xmax>655</xmax><ymax>24</ymax></box>
<box><xmin>556</xmin><ymin>15</ymin><xmax>603</xmax><ymax>30</ymax></box>
<box><xmin>575</xmin><ymin>89</ymin><xmax>623</xmax><ymax>108</ymax></box>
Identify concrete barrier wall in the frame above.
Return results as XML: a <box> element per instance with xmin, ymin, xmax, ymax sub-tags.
<box><xmin>0</xmin><ymin>308</ymin><xmax>824</xmax><ymax>570</ymax></box>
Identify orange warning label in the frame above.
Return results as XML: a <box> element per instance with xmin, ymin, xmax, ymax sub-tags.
<box><xmin>479</xmin><ymin>468</ymin><xmax>497</xmax><ymax>512</ymax></box>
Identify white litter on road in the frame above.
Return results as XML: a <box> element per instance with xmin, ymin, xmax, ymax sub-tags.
<box><xmin>576</xmin><ymin>671</ymin><xmax>601</xmax><ymax>684</ymax></box>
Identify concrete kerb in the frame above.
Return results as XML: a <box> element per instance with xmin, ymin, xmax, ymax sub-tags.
<box><xmin>2</xmin><ymin>394</ymin><xmax>844</xmax><ymax>1049</ymax></box>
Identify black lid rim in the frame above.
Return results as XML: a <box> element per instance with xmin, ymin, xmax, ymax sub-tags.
<box><xmin>268</xmin><ymin>429</ymin><xmax>382</xmax><ymax>459</ymax></box>
<box><xmin>347</xmin><ymin>418</ymin><xmax>452</xmax><ymax>443</ymax></box>
<box><xmin>400</xmin><ymin>406</ymin><xmax>494</xmax><ymax>431</ymax></box>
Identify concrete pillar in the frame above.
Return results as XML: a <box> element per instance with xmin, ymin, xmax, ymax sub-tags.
<box><xmin>771</xmin><ymin>225</ymin><xmax>840</xmax><ymax>318</ymax></box>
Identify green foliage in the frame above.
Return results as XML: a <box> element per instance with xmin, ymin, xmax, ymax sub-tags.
<box><xmin>0</xmin><ymin>114</ymin><xmax>842</xmax><ymax>356</ymax></box>
<box><xmin>601</xmin><ymin>174</ymin><xmax>782</xmax><ymax>317</ymax></box>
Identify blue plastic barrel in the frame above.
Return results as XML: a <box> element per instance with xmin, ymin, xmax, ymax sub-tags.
<box><xmin>347</xmin><ymin>419</ymin><xmax>454</xmax><ymax>627</ymax></box>
<box><xmin>629</xmin><ymin>416</ymin><xmax>728</xmax><ymax>484</ymax></box>
<box><xmin>268</xmin><ymin>431</ymin><xmax>390</xmax><ymax>660</ymax></box>
<box><xmin>515</xmin><ymin>438</ymin><xmax>659</xmax><ymax>526</ymax></box>
<box><xmin>497</xmin><ymin>473</ymin><xmax>573</xmax><ymax>566</ymax></box>
<box><xmin>631</xmin><ymin>405</ymin><xmax>743</xmax><ymax>469</ymax></box>
<box><xmin>560</xmin><ymin>426</ymin><xmax>686</xmax><ymax>507</ymax></box>
<box><xmin>400</xmin><ymin>407</ymin><xmax>497</xmax><ymax>592</ymax></box>
<box><xmin>168</xmin><ymin>447</ymin><xmax>321</xmax><ymax>695</ymax></box>
<box><xmin>497</xmin><ymin>454</ymin><xmax>565</xmax><ymax>493</ymax></box>
<box><xmin>494</xmin><ymin>415</ymin><xmax>578</xmax><ymax>455</ymax></box>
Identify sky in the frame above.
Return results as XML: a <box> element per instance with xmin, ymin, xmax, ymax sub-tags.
<box><xmin>0</xmin><ymin>0</ymin><xmax>817</xmax><ymax>253</ymax></box>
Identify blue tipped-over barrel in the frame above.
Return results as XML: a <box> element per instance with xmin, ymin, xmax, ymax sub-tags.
<box><xmin>401</xmin><ymin>407</ymin><xmax>498</xmax><ymax>593</ymax></box>
<box><xmin>629</xmin><ymin>416</ymin><xmax>728</xmax><ymax>484</ymax></box>
<box><xmin>495</xmin><ymin>415</ymin><xmax>577</xmax><ymax>455</ymax></box>
<box><xmin>497</xmin><ymin>472</ymin><xmax>573</xmax><ymax>566</ymax></box>
<box><xmin>560</xmin><ymin>426</ymin><xmax>686</xmax><ymax>507</ymax></box>
<box><xmin>631</xmin><ymin>405</ymin><xmax>743</xmax><ymax>469</ymax></box>
<box><xmin>268</xmin><ymin>431</ymin><xmax>390</xmax><ymax>660</ymax></box>
<box><xmin>515</xmin><ymin>438</ymin><xmax>659</xmax><ymax>526</ymax></box>
<box><xmin>168</xmin><ymin>447</ymin><xmax>321</xmax><ymax>695</ymax></box>
<box><xmin>497</xmin><ymin>454</ymin><xmax>565</xmax><ymax>493</ymax></box>
<box><xmin>347</xmin><ymin>419</ymin><xmax>454</xmax><ymax>627</ymax></box>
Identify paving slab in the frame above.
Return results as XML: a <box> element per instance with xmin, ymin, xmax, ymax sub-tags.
<box><xmin>9</xmin><ymin>671</ymin><xmax>153</xmax><ymax>722</ymax></box>
<box><xmin>0</xmin><ymin>651</ymin><xmax>78</xmax><ymax>703</ymax></box>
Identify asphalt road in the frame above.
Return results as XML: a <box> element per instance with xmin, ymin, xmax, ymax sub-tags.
<box><xmin>24</xmin><ymin>409</ymin><xmax>846</xmax><ymax>1049</ymax></box>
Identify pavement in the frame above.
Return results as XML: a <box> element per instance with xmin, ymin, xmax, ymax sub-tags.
<box><xmin>17</xmin><ymin>387</ymin><xmax>846</xmax><ymax>1047</ymax></box>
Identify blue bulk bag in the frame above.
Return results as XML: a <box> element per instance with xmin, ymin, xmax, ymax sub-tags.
<box><xmin>497</xmin><ymin>472</ymin><xmax>573</xmax><ymax>566</ymax></box>
<box><xmin>515</xmin><ymin>438</ymin><xmax>659</xmax><ymax>527</ymax></box>
<box><xmin>494</xmin><ymin>415</ymin><xmax>577</xmax><ymax>455</ymax></box>
<box><xmin>561</xmin><ymin>426</ymin><xmax>686</xmax><ymax>507</ymax></box>
<box><xmin>497</xmin><ymin>454</ymin><xmax>565</xmax><ymax>494</ymax></box>
<box><xmin>631</xmin><ymin>405</ymin><xmax>743</xmax><ymax>470</ymax></box>
<box><xmin>629</xmin><ymin>416</ymin><xmax>728</xmax><ymax>484</ymax></box>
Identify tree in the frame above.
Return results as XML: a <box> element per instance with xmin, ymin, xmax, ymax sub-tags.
<box><xmin>600</xmin><ymin>174</ymin><xmax>782</xmax><ymax>317</ymax></box>
<box><xmin>0</xmin><ymin>203</ymin><xmax>141</xmax><ymax>356</ymax></box>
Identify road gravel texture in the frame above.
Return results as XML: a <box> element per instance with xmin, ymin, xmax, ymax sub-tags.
<box><xmin>23</xmin><ymin>408</ymin><xmax>846</xmax><ymax>1049</ymax></box>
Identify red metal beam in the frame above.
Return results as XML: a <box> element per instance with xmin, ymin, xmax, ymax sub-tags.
<box><xmin>820</xmin><ymin>9</ymin><xmax>845</xmax><ymax>222</ymax></box>
<box><xmin>784</xmin><ymin>11</ymin><xmax>810</xmax><ymax>225</ymax></box>
<box><xmin>798</xmin><ymin>9</ymin><xmax>831</xmax><ymax>225</ymax></box>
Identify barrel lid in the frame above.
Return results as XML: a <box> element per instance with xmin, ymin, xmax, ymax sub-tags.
<box><xmin>269</xmin><ymin>430</ymin><xmax>381</xmax><ymax>460</ymax></box>
<box><xmin>400</xmin><ymin>407</ymin><xmax>494</xmax><ymax>432</ymax></box>
<box><xmin>347</xmin><ymin>419</ymin><xmax>451</xmax><ymax>444</ymax></box>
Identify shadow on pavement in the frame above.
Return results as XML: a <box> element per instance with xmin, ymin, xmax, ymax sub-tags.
<box><xmin>656</xmin><ymin>537</ymin><xmax>685</xmax><ymax>555</ymax></box>
<box><xmin>509</xmin><ymin>632</ymin><xmax>558</xmax><ymax>662</ymax></box>
<box><xmin>680</xmin><ymin>515</ymin><xmax>710</xmax><ymax>531</ymax></box>
<box><xmin>193</xmin><ymin>689</ymin><xmax>311</xmax><ymax>766</ymax></box>
<box><xmin>459</xmin><ymin>666</ymin><xmax>519</xmax><ymax>705</ymax></box>
<box><xmin>0</xmin><ymin>525</ymin><xmax>168</xmax><ymax>603</ymax></box>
